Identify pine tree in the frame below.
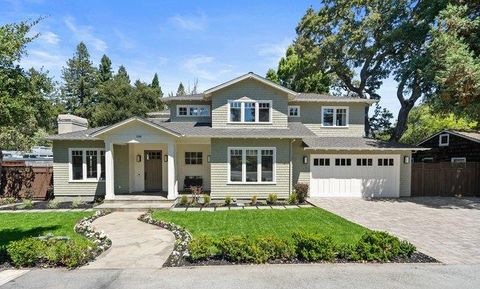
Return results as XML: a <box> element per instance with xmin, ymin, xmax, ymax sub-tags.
<box><xmin>98</xmin><ymin>54</ymin><xmax>113</xmax><ymax>83</ymax></box>
<box><xmin>117</xmin><ymin>65</ymin><xmax>130</xmax><ymax>83</ymax></box>
<box><xmin>151</xmin><ymin>73</ymin><xmax>159</xmax><ymax>88</ymax></box>
<box><xmin>61</xmin><ymin>42</ymin><xmax>97</xmax><ymax>118</ymax></box>
<box><xmin>176</xmin><ymin>82</ymin><xmax>186</xmax><ymax>96</ymax></box>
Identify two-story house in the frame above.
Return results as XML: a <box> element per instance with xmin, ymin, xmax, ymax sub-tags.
<box><xmin>47</xmin><ymin>72</ymin><xmax>422</xmax><ymax>201</ymax></box>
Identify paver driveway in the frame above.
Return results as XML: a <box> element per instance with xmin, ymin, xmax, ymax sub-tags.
<box><xmin>309</xmin><ymin>197</ymin><xmax>480</xmax><ymax>264</ymax></box>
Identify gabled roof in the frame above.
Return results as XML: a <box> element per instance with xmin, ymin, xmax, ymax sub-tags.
<box><xmin>204</xmin><ymin>72</ymin><xmax>297</xmax><ymax>97</ymax></box>
<box><xmin>292</xmin><ymin>93</ymin><xmax>377</xmax><ymax>104</ymax></box>
<box><xmin>417</xmin><ymin>129</ymin><xmax>480</xmax><ymax>146</ymax></box>
<box><xmin>161</xmin><ymin>94</ymin><xmax>206</xmax><ymax>102</ymax></box>
<box><xmin>303</xmin><ymin>137</ymin><xmax>428</xmax><ymax>151</ymax></box>
<box><xmin>90</xmin><ymin>117</ymin><xmax>182</xmax><ymax>138</ymax></box>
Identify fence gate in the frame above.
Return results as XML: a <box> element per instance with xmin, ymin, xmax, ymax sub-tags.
<box><xmin>411</xmin><ymin>162</ymin><xmax>480</xmax><ymax>197</ymax></box>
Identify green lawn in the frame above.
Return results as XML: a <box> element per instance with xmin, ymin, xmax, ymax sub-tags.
<box><xmin>0</xmin><ymin>212</ymin><xmax>94</xmax><ymax>249</ymax></box>
<box><xmin>153</xmin><ymin>208</ymin><xmax>369</xmax><ymax>244</ymax></box>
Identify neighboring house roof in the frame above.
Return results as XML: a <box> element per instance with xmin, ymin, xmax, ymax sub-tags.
<box><xmin>417</xmin><ymin>129</ymin><xmax>480</xmax><ymax>146</ymax></box>
<box><xmin>303</xmin><ymin>137</ymin><xmax>428</xmax><ymax>151</ymax></box>
<box><xmin>161</xmin><ymin>94</ymin><xmax>207</xmax><ymax>102</ymax></box>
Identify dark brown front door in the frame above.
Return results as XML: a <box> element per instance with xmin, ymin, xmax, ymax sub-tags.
<box><xmin>144</xmin><ymin>150</ymin><xmax>162</xmax><ymax>191</ymax></box>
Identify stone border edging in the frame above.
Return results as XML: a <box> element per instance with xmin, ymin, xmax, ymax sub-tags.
<box><xmin>74</xmin><ymin>210</ymin><xmax>112</xmax><ymax>264</ymax></box>
<box><xmin>138</xmin><ymin>213</ymin><xmax>192</xmax><ymax>266</ymax></box>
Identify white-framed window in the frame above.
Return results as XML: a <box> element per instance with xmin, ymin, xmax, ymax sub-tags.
<box><xmin>451</xmin><ymin>157</ymin><xmax>466</xmax><ymax>163</ymax></box>
<box><xmin>334</xmin><ymin>158</ymin><xmax>352</xmax><ymax>166</ymax></box>
<box><xmin>378</xmin><ymin>158</ymin><xmax>394</xmax><ymax>166</ymax></box>
<box><xmin>322</xmin><ymin>106</ymin><xmax>349</xmax><ymax>127</ymax></box>
<box><xmin>185</xmin><ymin>152</ymin><xmax>203</xmax><ymax>165</ymax></box>
<box><xmin>69</xmin><ymin>148</ymin><xmax>105</xmax><ymax>182</ymax></box>
<box><xmin>228</xmin><ymin>100</ymin><xmax>272</xmax><ymax>123</ymax></box>
<box><xmin>439</xmin><ymin>134</ymin><xmax>449</xmax><ymax>146</ymax></box>
<box><xmin>288</xmin><ymin>106</ymin><xmax>300</xmax><ymax>117</ymax></box>
<box><xmin>313</xmin><ymin>158</ymin><xmax>330</xmax><ymax>166</ymax></box>
<box><xmin>228</xmin><ymin>147</ymin><xmax>276</xmax><ymax>184</ymax></box>
<box><xmin>356</xmin><ymin>158</ymin><xmax>373</xmax><ymax>166</ymax></box>
<box><xmin>177</xmin><ymin>105</ymin><xmax>210</xmax><ymax>117</ymax></box>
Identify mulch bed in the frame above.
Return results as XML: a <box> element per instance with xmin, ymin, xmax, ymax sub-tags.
<box><xmin>175</xmin><ymin>202</ymin><xmax>308</xmax><ymax>209</ymax></box>
<box><xmin>0</xmin><ymin>201</ymin><xmax>97</xmax><ymax>211</ymax></box>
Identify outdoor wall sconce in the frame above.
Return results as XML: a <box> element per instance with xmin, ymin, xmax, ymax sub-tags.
<box><xmin>207</xmin><ymin>155</ymin><xmax>211</xmax><ymax>163</ymax></box>
<box><xmin>136</xmin><ymin>154</ymin><xmax>141</xmax><ymax>162</ymax></box>
<box><xmin>404</xmin><ymin>156</ymin><xmax>410</xmax><ymax>164</ymax></box>
<box><xmin>303</xmin><ymin>156</ymin><xmax>308</xmax><ymax>164</ymax></box>
<box><xmin>164</xmin><ymin>155</ymin><xmax>168</xmax><ymax>162</ymax></box>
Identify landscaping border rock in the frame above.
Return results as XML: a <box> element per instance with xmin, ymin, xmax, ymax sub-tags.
<box><xmin>74</xmin><ymin>210</ymin><xmax>112</xmax><ymax>263</ymax></box>
<box><xmin>138</xmin><ymin>213</ymin><xmax>192</xmax><ymax>267</ymax></box>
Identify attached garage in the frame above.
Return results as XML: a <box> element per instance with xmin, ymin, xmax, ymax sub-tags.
<box><xmin>309</xmin><ymin>154</ymin><xmax>401</xmax><ymax>198</ymax></box>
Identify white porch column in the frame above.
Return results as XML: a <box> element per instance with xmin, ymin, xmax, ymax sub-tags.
<box><xmin>105</xmin><ymin>141</ymin><xmax>115</xmax><ymax>200</ymax></box>
<box><xmin>167</xmin><ymin>142</ymin><xmax>177</xmax><ymax>200</ymax></box>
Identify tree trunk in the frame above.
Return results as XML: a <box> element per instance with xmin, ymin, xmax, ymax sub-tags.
<box><xmin>390</xmin><ymin>100</ymin><xmax>415</xmax><ymax>142</ymax></box>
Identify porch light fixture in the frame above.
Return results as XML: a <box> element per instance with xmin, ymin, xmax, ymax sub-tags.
<box><xmin>164</xmin><ymin>155</ymin><xmax>168</xmax><ymax>162</ymax></box>
<box><xmin>207</xmin><ymin>155</ymin><xmax>211</xmax><ymax>163</ymax></box>
<box><xmin>303</xmin><ymin>156</ymin><xmax>308</xmax><ymax>164</ymax></box>
<box><xmin>403</xmin><ymin>156</ymin><xmax>410</xmax><ymax>164</ymax></box>
<box><xmin>136</xmin><ymin>154</ymin><xmax>141</xmax><ymax>162</ymax></box>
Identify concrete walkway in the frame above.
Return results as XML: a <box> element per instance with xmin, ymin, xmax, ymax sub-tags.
<box><xmin>83</xmin><ymin>212</ymin><xmax>175</xmax><ymax>269</ymax></box>
<box><xmin>309</xmin><ymin>197</ymin><xmax>480</xmax><ymax>264</ymax></box>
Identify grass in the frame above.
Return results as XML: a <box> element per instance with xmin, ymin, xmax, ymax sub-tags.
<box><xmin>0</xmin><ymin>212</ymin><xmax>94</xmax><ymax>252</ymax></box>
<box><xmin>152</xmin><ymin>208</ymin><xmax>369</xmax><ymax>244</ymax></box>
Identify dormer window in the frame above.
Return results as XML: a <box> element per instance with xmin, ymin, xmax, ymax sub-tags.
<box><xmin>439</xmin><ymin>134</ymin><xmax>449</xmax><ymax>146</ymax></box>
<box><xmin>322</xmin><ymin>106</ymin><xmax>348</xmax><ymax>127</ymax></box>
<box><xmin>288</xmin><ymin>106</ymin><xmax>300</xmax><ymax>117</ymax></box>
<box><xmin>228</xmin><ymin>100</ymin><xmax>271</xmax><ymax>123</ymax></box>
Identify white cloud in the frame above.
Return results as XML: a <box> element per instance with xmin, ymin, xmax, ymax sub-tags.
<box><xmin>170</xmin><ymin>12</ymin><xmax>207</xmax><ymax>31</ymax></box>
<box><xmin>38</xmin><ymin>31</ymin><xmax>60</xmax><ymax>45</ymax></box>
<box><xmin>20</xmin><ymin>49</ymin><xmax>66</xmax><ymax>76</ymax></box>
<box><xmin>64</xmin><ymin>16</ymin><xmax>107</xmax><ymax>52</ymax></box>
<box><xmin>182</xmin><ymin>55</ymin><xmax>233</xmax><ymax>81</ymax></box>
<box><xmin>113</xmin><ymin>29</ymin><xmax>135</xmax><ymax>50</ymax></box>
<box><xmin>256</xmin><ymin>38</ymin><xmax>291</xmax><ymax>60</ymax></box>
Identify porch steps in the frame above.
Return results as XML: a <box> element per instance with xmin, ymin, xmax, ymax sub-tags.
<box><xmin>96</xmin><ymin>195</ymin><xmax>175</xmax><ymax>211</ymax></box>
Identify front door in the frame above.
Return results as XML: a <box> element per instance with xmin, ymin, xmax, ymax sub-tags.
<box><xmin>144</xmin><ymin>150</ymin><xmax>162</xmax><ymax>191</ymax></box>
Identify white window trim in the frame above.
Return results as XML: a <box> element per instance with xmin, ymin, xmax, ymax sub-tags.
<box><xmin>227</xmin><ymin>100</ymin><xmax>273</xmax><ymax>124</ymax></box>
<box><xmin>288</xmin><ymin>105</ymin><xmax>301</xmax><ymax>117</ymax></box>
<box><xmin>451</xmin><ymin>157</ymin><xmax>466</xmax><ymax>163</ymax></box>
<box><xmin>176</xmin><ymin>105</ymin><xmax>210</xmax><ymax>117</ymax></box>
<box><xmin>185</xmin><ymin>151</ymin><xmax>203</xmax><ymax>165</ymax></box>
<box><xmin>68</xmin><ymin>148</ymin><xmax>105</xmax><ymax>183</ymax></box>
<box><xmin>321</xmin><ymin>106</ymin><xmax>349</xmax><ymax>127</ymax></box>
<box><xmin>227</xmin><ymin>147</ymin><xmax>276</xmax><ymax>184</ymax></box>
<box><xmin>439</xmin><ymin>133</ymin><xmax>449</xmax><ymax>146</ymax></box>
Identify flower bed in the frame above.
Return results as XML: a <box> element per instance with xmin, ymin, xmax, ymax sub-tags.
<box><xmin>5</xmin><ymin>210</ymin><xmax>111</xmax><ymax>268</ymax></box>
<box><xmin>139</xmin><ymin>212</ymin><xmax>437</xmax><ymax>267</ymax></box>
<box><xmin>0</xmin><ymin>200</ymin><xmax>100</xmax><ymax>211</ymax></box>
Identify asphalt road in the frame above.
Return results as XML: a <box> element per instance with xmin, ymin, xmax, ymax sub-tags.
<box><xmin>2</xmin><ymin>263</ymin><xmax>480</xmax><ymax>289</ymax></box>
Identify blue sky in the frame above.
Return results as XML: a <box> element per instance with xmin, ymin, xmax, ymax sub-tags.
<box><xmin>1</xmin><ymin>0</ymin><xmax>400</xmax><ymax>116</ymax></box>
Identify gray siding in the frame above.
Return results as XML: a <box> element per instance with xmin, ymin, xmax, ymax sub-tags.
<box><xmin>289</xmin><ymin>102</ymin><xmax>366</xmax><ymax>137</ymax></box>
<box><xmin>211</xmin><ymin>78</ymin><xmax>289</xmax><ymax>128</ymax></box>
<box><xmin>210</xmin><ymin>138</ymin><xmax>291</xmax><ymax>199</ymax></box>
<box><xmin>292</xmin><ymin>140</ymin><xmax>310</xmax><ymax>185</ymax></box>
<box><xmin>52</xmin><ymin>140</ymin><xmax>105</xmax><ymax>199</ymax></box>
<box><xmin>168</xmin><ymin>101</ymin><xmax>212</xmax><ymax>123</ymax></box>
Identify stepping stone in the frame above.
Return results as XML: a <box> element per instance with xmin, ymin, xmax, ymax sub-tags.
<box><xmin>256</xmin><ymin>206</ymin><xmax>272</xmax><ymax>209</ymax></box>
<box><xmin>201</xmin><ymin>207</ymin><xmax>215</xmax><ymax>212</ymax></box>
<box><xmin>171</xmin><ymin>207</ymin><xmax>186</xmax><ymax>212</ymax></box>
<box><xmin>298</xmin><ymin>204</ymin><xmax>313</xmax><ymax>208</ymax></box>
<box><xmin>230</xmin><ymin>206</ymin><xmax>243</xmax><ymax>210</ymax></box>
<box><xmin>284</xmin><ymin>205</ymin><xmax>299</xmax><ymax>209</ymax></box>
<box><xmin>188</xmin><ymin>207</ymin><xmax>201</xmax><ymax>212</ymax></box>
<box><xmin>272</xmin><ymin>206</ymin><xmax>286</xmax><ymax>210</ymax></box>
<box><xmin>243</xmin><ymin>206</ymin><xmax>257</xmax><ymax>210</ymax></box>
<box><xmin>216</xmin><ymin>207</ymin><xmax>229</xmax><ymax>211</ymax></box>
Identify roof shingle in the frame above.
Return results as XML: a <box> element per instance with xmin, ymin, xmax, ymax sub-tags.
<box><xmin>302</xmin><ymin>137</ymin><xmax>425</xmax><ymax>150</ymax></box>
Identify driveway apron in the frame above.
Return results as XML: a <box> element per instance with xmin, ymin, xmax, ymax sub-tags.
<box><xmin>82</xmin><ymin>212</ymin><xmax>175</xmax><ymax>269</ymax></box>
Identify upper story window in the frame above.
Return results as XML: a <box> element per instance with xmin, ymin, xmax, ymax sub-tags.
<box><xmin>69</xmin><ymin>148</ymin><xmax>105</xmax><ymax>182</ymax></box>
<box><xmin>228</xmin><ymin>100</ymin><xmax>272</xmax><ymax>123</ymax></box>
<box><xmin>177</xmin><ymin>105</ymin><xmax>210</xmax><ymax>117</ymax></box>
<box><xmin>288</xmin><ymin>106</ymin><xmax>300</xmax><ymax>117</ymax></box>
<box><xmin>439</xmin><ymin>134</ymin><xmax>449</xmax><ymax>146</ymax></box>
<box><xmin>322</xmin><ymin>106</ymin><xmax>348</xmax><ymax>127</ymax></box>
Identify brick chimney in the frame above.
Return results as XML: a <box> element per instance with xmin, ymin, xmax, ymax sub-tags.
<box><xmin>57</xmin><ymin>114</ymin><xmax>88</xmax><ymax>134</ymax></box>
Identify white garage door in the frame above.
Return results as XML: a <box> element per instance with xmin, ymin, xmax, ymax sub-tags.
<box><xmin>310</xmin><ymin>154</ymin><xmax>400</xmax><ymax>198</ymax></box>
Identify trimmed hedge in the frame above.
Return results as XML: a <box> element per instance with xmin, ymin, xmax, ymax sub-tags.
<box><xmin>186</xmin><ymin>230</ymin><xmax>416</xmax><ymax>264</ymax></box>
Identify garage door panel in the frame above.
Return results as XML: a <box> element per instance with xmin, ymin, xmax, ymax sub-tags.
<box><xmin>310</xmin><ymin>155</ymin><xmax>400</xmax><ymax>198</ymax></box>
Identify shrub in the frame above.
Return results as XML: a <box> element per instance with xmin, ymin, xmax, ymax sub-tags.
<box><xmin>179</xmin><ymin>195</ymin><xmax>189</xmax><ymax>206</ymax></box>
<box><xmin>217</xmin><ymin>235</ymin><xmax>266</xmax><ymax>263</ymax></box>
<box><xmin>355</xmin><ymin>231</ymin><xmax>413</xmax><ymax>262</ymax></box>
<box><xmin>47</xmin><ymin>200</ymin><xmax>60</xmax><ymax>209</ymax></box>
<box><xmin>71</xmin><ymin>199</ymin><xmax>84</xmax><ymax>209</ymax></box>
<box><xmin>20</xmin><ymin>199</ymin><xmax>33</xmax><ymax>209</ymax></box>
<box><xmin>251</xmin><ymin>195</ymin><xmax>258</xmax><ymax>205</ymax></box>
<box><xmin>292</xmin><ymin>232</ymin><xmax>336</xmax><ymax>261</ymax></box>
<box><xmin>45</xmin><ymin>239</ymin><xmax>92</xmax><ymax>268</ymax></box>
<box><xmin>287</xmin><ymin>192</ymin><xmax>298</xmax><ymax>205</ymax></box>
<box><xmin>188</xmin><ymin>235</ymin><xmax>218</xmax><ymax>261</ymax></box>
<box><xmin>266</xmin><ymin>193</ymin><xmax>278</xmax><ymax>205</ymax></box>
<box><xmin>224</xmin><ymin>196</ymin><xmax>232</xmax><ymax>206</ymax></box>
<box><xmin>7</xmin><ymin>238</ymin><xmax>48</xmax><ymax>267</ymax></box>
<box><xmin>336</xmin><ymin>243</ymin><xmax>360</xmax><ymax>261</ymax></box>
<box><xmin>255</xmin><ymin>235</ymin><xmax>295</xmax><ymax>261</ymax></box>
<box><xmin>0</xmin><ymin>245</ymin><xmax>8</xmax><ymax>263</ymax></box>
<box><xmin>293</xmin><ymin>183</ymin><xmax>309</xmax><ymax>203</ymax></box>
<box><xmin>203</xmin><ymin>195</ymin><xmax>211</xmax><ymax>205</ymax></box>
<box><xmin>0</xmin><ymin>197</ymin><xmax>17</xmax><ymax>205</ymax></box>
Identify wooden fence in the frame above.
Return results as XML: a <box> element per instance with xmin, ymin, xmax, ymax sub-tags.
<box><xmin>1</xmin><ymin>163</ymin><xmax>53</xmax><ymax>200</ymax></box>
<box><xmin>411</xmin><ymin>162</ymin><xmax>480</xmax><ymax>197</ymax></box>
